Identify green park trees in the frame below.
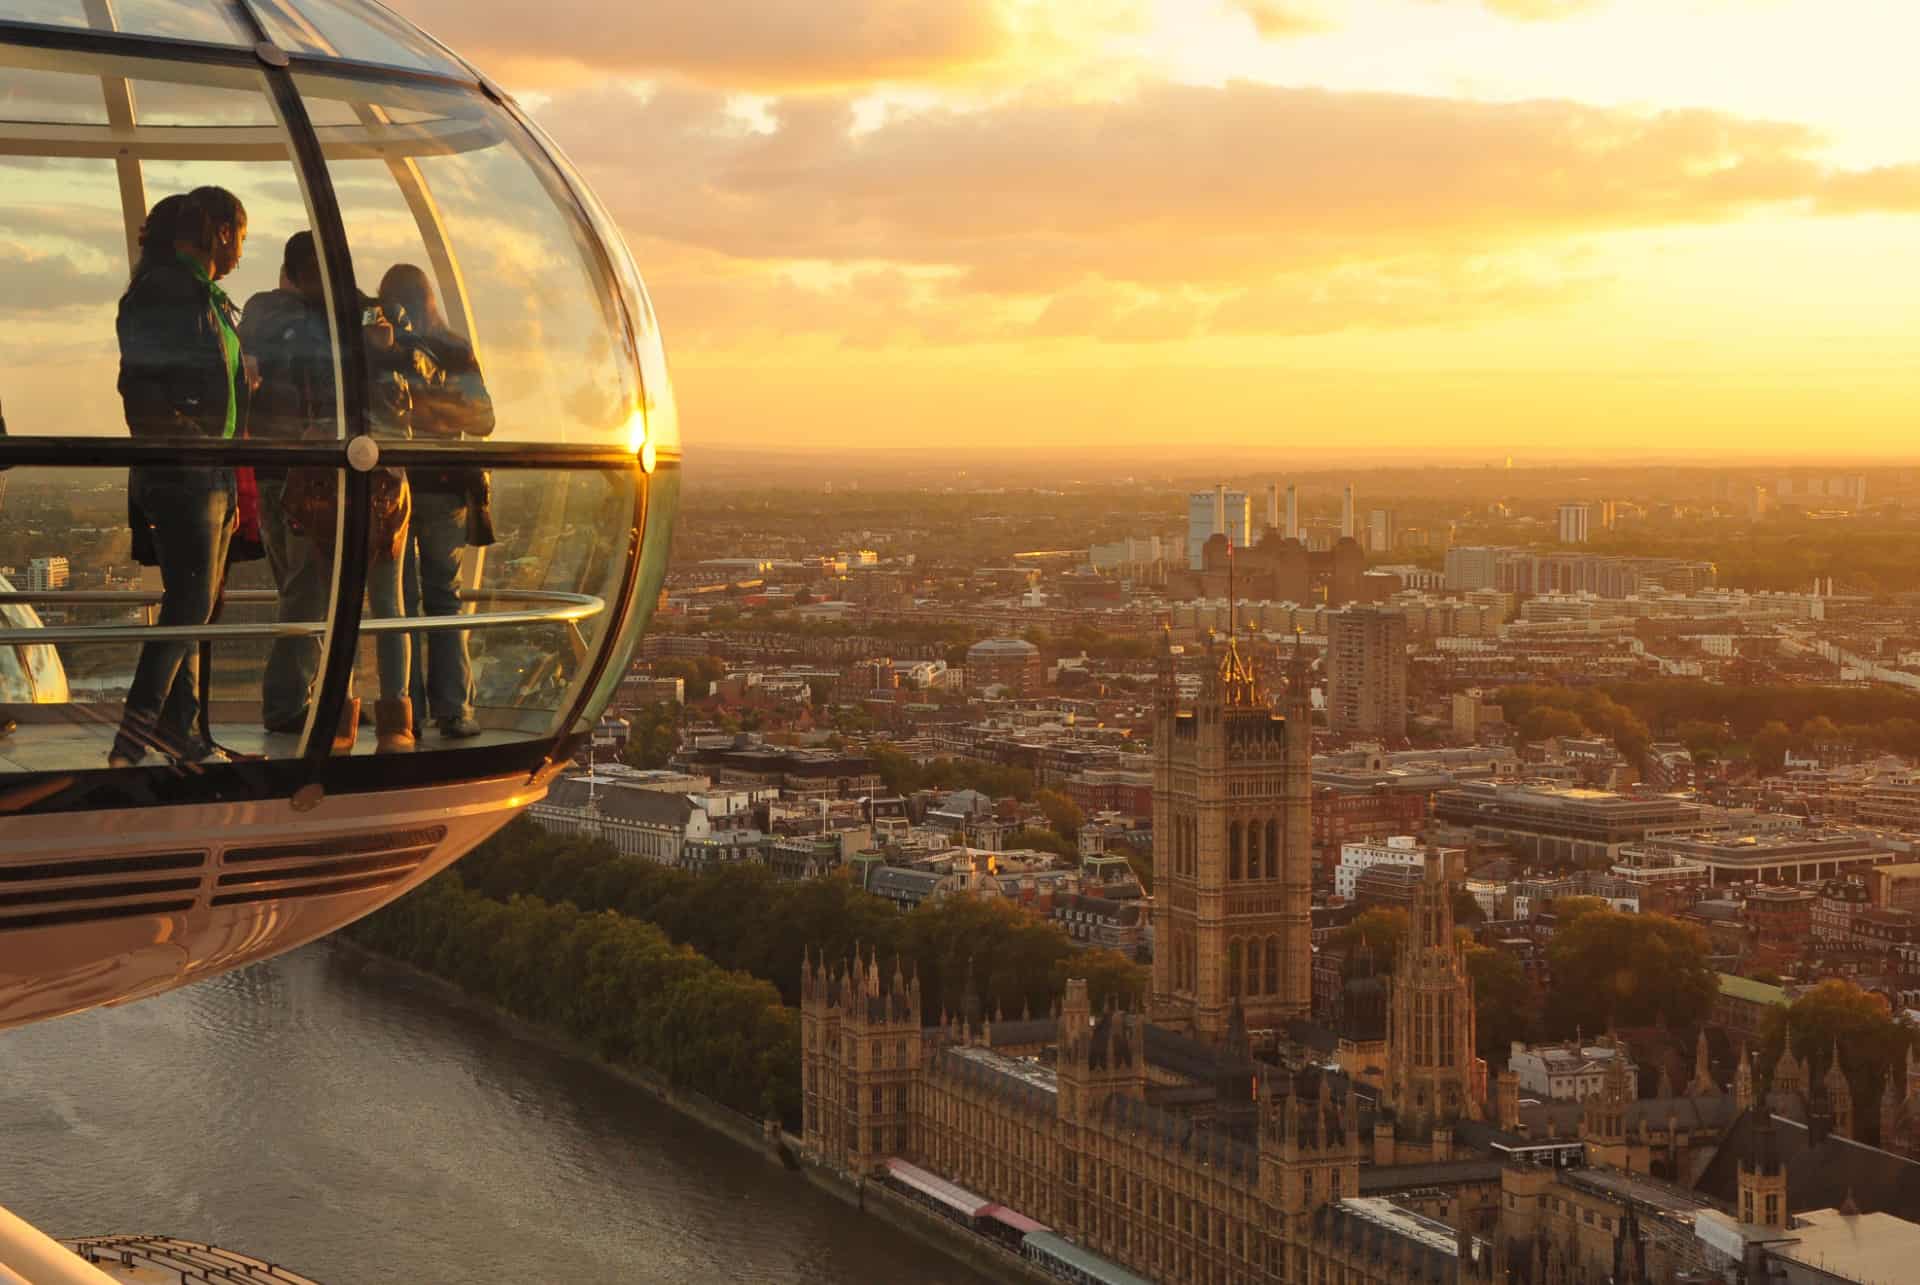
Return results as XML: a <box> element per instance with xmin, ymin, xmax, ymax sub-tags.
<box><xmin>1464</xmin><ymin>945</ymin><xmax>1537</xmax><ymax>1062</ymax></box>
<box><xmin>415</xmin><ymin>818</ymin><xmax>1142</xmax><ymax>1073</ymax></box>
<box><xmin>1035</xmin><ymin>789</ymin><xmax>1086</xmax><ymax>840</ymax></box>
<box><xmin>622</xmin><ymin>702</ymin><xmax>681</xmax><ymax>770</ymax></box>
<box><xmin>347</xmin><ymin>874</ymin><xmax>800</xmax><ymax>1124</ymax></box>
<box><xmin>1332</xmin><ymin>908</ymin><xmax>1408</xmax><ymax>971</ymax></box>
<box><xmin>1542</xmin><ymin>907</ymin><xmax>1716</xmax><ymax>1036</ymax></box>
<box><xmin>868</xmin><ymin>744</ymin><xmax>1036</xmax><ymax>802</ymax></box>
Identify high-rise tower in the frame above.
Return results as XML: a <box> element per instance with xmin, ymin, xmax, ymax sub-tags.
<box><xmin>1150</xmin><ymin>629</ymin><xmax>1312</xmax><ymax>1039</ymax></box>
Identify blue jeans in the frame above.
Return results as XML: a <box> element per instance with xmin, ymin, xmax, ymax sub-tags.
<box><xmin>259</xmin><ymin>476</ymin><xmax>329</xmax><ymax>730</ymax></box>
<box><xmin>403</xmin><ymin>488</ymin><xmax>473</xmax><ymax>723</ymax></box>
<box><xmin>113</xmin><ymin>465</ymin><xmax>235</xmax><ymax>762</ymax></box>
<box><xmin>365</xmin><ymin>548</ymin><xmax>409</xmax><ymax>703</ymax></box>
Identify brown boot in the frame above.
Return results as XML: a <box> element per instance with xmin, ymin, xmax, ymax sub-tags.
<box><xmin>374</xmin><ymin>698</ymin><xmax>416</xmax><ymax>753</ymax></box>
<box><xmin>331</xmin><ymin>697</ymin><xmax>361</xmax><ymax>755</ymax></box>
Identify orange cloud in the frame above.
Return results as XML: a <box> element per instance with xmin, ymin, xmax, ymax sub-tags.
<box><xmin>517</xmin><ymin>78</ymin><xmax>1920</xmax><ymax>352</ymax></box>
<box><xmin>385</xmin><ymin>0</ymin><xmax>1010</xmax><ymax>90</ymax></box>
<box><xmin>1816</xmin><ymin>164</ymin><xmax>1920</xmax><ymax>213</ymax></box>
<box><xmin>539</xmin><ymin>82</ymin><xmax>1832</xmax><ymax>291</ymax></box>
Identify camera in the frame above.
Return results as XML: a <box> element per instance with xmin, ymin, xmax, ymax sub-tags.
<box><xmin>361</xmin><ymin>303</ymin><xmax>381</xmax><ymax>327</ymax></box>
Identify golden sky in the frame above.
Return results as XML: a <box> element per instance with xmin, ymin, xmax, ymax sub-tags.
<box><xmin>390</xmin><ymin>0</ymin><xmax>1920</xmax><ymax>458</ymax></box>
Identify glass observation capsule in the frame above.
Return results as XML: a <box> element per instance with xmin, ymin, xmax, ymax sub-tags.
<box><xmin>0</xmin><ymin>0</ymin><xmax>679</xmax><ymax>1029</ymax></box>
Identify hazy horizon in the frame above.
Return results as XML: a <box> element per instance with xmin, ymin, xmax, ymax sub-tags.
<box><xmin>381</xmin><ymin>0</ymin><xmax>1920</xmax><ymax>457</ymax></box>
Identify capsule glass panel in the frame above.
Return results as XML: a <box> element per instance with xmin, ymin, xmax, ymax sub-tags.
<box><xmin>296</xmin><ymin>68</ymin><xmax>646</xmax><ymax>746</ymax></box>
<box><xmin>295</xmin><ymin>70</ymin><xmax>639</xmax><ymax>447</ymax></box>
<box><xmin>2</xmin><ymin>0</ymin><xmax>252</xmax><ymax>45</ymax></box>
<box><xmin>251</xmin><ymin>0</ymin><xmax>470</xmax><ymax>78</ymax></box>
<box><xmin>0</xmin><ymin>46</ymin><xmax>346</xmax><ymax>767</ymax></box>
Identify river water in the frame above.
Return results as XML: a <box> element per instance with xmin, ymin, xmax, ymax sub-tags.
<box><xmin>0</xmin><ymin>943</ymin><xmax>992</xmax><ymax>1285</ymax></box>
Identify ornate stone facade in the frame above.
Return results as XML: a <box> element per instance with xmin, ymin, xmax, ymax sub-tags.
<box><xmin>799</xmin><ymin>945</ymin><xmax>922</xmax><ymax>1176</ymax></box>
<box><xmin>1150</xmin><ymin>632</ymin><xmax>1312</xmax><ymax>1040</ymax></box>
<box><xmin>1383</xmin><ymin>851</ymin><xmax>1485</xmax><ymax>1146</ymax></box>
<box><xmin>801</xmin><ymin>959</ymin><xmax>1489</xmax><ymax>1284</ymax></box>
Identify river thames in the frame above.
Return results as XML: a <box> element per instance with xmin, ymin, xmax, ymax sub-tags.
<box><xmin>0</xmin><ymin>942</ymin><xmax>991</xmax><ymax>1285</ymax></box>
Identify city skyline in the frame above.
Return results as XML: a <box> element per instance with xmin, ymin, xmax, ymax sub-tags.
<box><xmin>381</xmin><ymin>0</ymin><xmax>1920</xmax><ymax>455</ymax></box>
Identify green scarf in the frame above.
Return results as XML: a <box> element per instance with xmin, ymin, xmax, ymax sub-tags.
<box><xmin>178</xmin><ymin>252</ymin><xmax>240</xmax><ymax>439</ymax></box>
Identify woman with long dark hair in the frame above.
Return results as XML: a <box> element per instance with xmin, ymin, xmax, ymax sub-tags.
<box><xmin>109</xmin><ymin>186</ymin><xmax>249</xmax><ymax>767</ymax></box>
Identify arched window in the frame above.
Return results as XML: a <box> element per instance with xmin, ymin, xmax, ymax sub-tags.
<box><xmin>1265</xmin><ymin>819</ymin><xmax>1280</xmax><ymax>880</ymax></box>
<box><xmin>1227</xmin><ymin>940</ymin><xmax>1242</xmax><ymax>998</ymax></box>
<box><xmin>1228</xmin><ymin>820</ymin><xmax>1242</xmax><ymax>881</ymax></box>
<box><xmin>1246</xmin><ymin>938</ymin><xmax>1262</xmax><ymax>996</ymax></box>
<box><xmin>1265</xmin><ymin>934</ymin><xmax>1280</xmax><ymax>995</ymax></box>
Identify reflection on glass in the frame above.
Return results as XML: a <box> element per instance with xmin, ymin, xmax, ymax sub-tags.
<box><xmin>318</xmin><ymin>464</ymin><xmax>636</xmax><ymax>749</ymax></box>
<box><xmin>251</xmin><ymin>0</ymin><xmax>469</xmax><ymax>77</ymax></box>
<box><xmin>0</xmin><ymin>573</ymin><xmax>68</xmax><ymax>705</ymax></box>
<box><xmin>522</xmin><ymin>116</ymin><xmax>682</xmax><ymax>457</ymax></box>
<box><xmin>3</xmin><ymin>0</ymin><xmax>252</xmax><ymax>44</ymax></box>
<box><xmin>296</xmin><ymin>71</ymin><xmax>638</xmax><ymax>447</ymax></box>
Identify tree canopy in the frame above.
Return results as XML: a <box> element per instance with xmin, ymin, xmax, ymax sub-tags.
<box><xmin>348</xmin><ymin>874</ymin><xmax>800</xmax><ymax>1124</ymax></box>
<box><xmin>1464</xmin><ymin>945</ymin><xmax>1537</xmax><ymax>1062</ymax></box>
<box><xmin>1331</xmin><ymin>909</ymin><xmax>1408</xmax><ymax>971</ymax></box>
<box><xmin>1035</xmin><ymin>789</ymin><xmax>1085</xmax><ymax>840</ymax></box>
<box><xmin>622</xmin><ymin>702</ymin><xmax>681</xmax><ymax>770</ymax></box>
<box><xmin>1542</xmin><ymin>908</ymin><xmax>1715</xmax><ymax>1036</ymax></box>
<box><xmin>869</xmin><ymin>744</ymin><xmax>1036</xmax><ymax>801</ymax></box>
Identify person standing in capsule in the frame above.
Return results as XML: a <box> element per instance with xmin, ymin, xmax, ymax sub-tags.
<box><xmin>379</xmin><ymin>263</ymin><xmax>494</xmax><ymax>741</ymax></box>
<box><xmin>110</xmin><ymin>187</ymin><xmax>249</xmax><ymax>768</ymax></box>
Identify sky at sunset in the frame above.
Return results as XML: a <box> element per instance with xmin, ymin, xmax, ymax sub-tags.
<box><xmin>390</xmin><ymin>0</ymin><xmax>1920</xmax><ymax>459</ymax></box>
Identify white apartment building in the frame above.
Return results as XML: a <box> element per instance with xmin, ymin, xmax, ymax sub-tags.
<box><xmin>1334</xmin><ymin>835</ymin><xmax>1425</xmax><ymax>900</ymax></box>
<box><xmin>1509</xmin><ymin>1040</ymin><xmax>1636</xmax><ymax>1102</ymax></box>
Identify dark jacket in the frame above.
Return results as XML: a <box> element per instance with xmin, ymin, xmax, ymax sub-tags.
<box><xmin>238</xmin><ymin>287</ymin><xmax>332</xmax><ymax>482</ymax></box>
<box><xmin>117</xmin><ymin>258</ymin><xmax>249</xmax><ymax>440</ymax></box>
<box><xmin>400</xmin><ymin>327</ymin><xmax>496</xmax><ymax>546</ymax></box>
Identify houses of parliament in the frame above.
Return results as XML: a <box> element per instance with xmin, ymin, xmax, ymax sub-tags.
<box><xmin>800</xmin><ymin>635</ymin><xmax>1506</xmax><ymax>1284</ymax></box>
<box><xmin>797</xmin><ymin>631</ymin><xmax>1864</xmax><ymax>1283</ymax></box>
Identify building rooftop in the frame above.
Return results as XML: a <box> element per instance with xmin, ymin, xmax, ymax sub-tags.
<box><xmin>1719</xmin><ymin>973</ymin><xmax>1792</xmax><ymax>1008</ymax></box>
<box><xmin>945</xmin><ymin>1043</ymin><xmax>1060</xmax><ymax>1097</ymax></box>
<box><xmin>1330</xmin><ymin>1197</ymin><xmax>1460</xmax><ymax>1255</ymax></box>
<box><xmin>1770</xmin><ymin>1207</ymin><xmax>1920</xmax><ymax>1283</ymax></box>
<box><xmin>1697</xmin><ymin>1110</ymin><xmax>1920</xmax><ymax>1224</ymax></box>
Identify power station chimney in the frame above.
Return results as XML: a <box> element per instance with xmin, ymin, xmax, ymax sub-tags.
<box><xmin>1214</xmin><ymin>483</ymin><xmax>1227</xmax><ymax>537</ymax></box>
<box><xmin>1266</xmin><ymin>483</ymin><xmax>1280</xmax><ymax>533</ymax></box>
<box><xmin>1341</xmin><ymin>484</ymin><xmax>1356</xmax><ymax>540</ymax></box>
<box><xmin>1285</xmin><ymin>484</ymin><xmax>1299</xmax><ymax>541</ymax></box>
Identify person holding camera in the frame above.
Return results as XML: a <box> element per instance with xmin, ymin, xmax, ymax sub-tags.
<box><xmin>242</xmin><ymin>232</ymin><xmax>426</xmax><ymax>753</ymax></box>
<box><xmin>379</xmin><ymin>264</ymin><xmax>495</xmax><ymax>741</ymax></box>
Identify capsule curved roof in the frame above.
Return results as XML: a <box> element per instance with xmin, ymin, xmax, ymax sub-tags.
<box><xmin>5</xmin><ymin>0</ymin><xmax>477</xmax><ymax>80</ymax></box>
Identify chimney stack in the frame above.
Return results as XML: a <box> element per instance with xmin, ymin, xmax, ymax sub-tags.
<box><xmin>1341</xmin><ymin>484</ymin><xmax>1356</xmax><ymax>540</ymax></box>
<box><xmin>1266</xmin><ymin>482</ymin><xmax>1280</xmax><ymax>533</ymax></box>
<box><xmin>1214</xmin><ymin>483</ymin><xmax>1227</xmax><ymax>537</ymax></box>
<box><xmin>1285</xmin><ymin>484</ymin><xmax>1299</xmax><ymax>541</ymax></box>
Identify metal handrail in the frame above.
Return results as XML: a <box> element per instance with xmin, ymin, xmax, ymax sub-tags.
<box><xmin>0</xmin><ymin>588</ymin><xmax>601</xmax><ymax>646</ymax></box>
